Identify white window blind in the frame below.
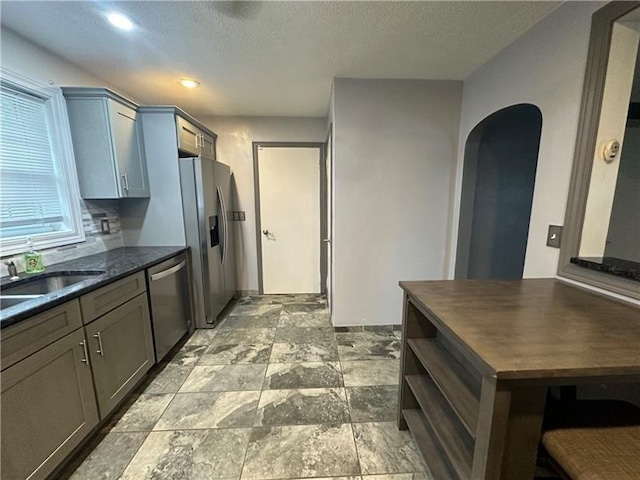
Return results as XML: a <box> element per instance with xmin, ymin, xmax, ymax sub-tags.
<box><xmin>0</xmin><ymin>85</ymin><xmax>69</xmax><ymax>238</ymax></box>
<box><xmin>0</xmin><ymin>70</ymin><xmax>84</xmax><ymax>255</ymax></box>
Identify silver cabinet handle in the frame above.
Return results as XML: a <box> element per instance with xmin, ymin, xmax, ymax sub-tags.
<box><xmin>79</xmin><ymin>340</ymin><xmax>90</xmax><ymax>365</ymax></box>
<box><xmin>121</xmin><ymin>172</ymin><xmax>129</xmax><ymax>193</ymax></box>
<box><xmin>322</xmin><ymin>238</ymin><xmax>331</xmax><ymax>243</ymax></box>
<box><xmin>150</xmin><ymin>259</ymin><xmax>187</xmax><ymax>281</ymax></box>
<box><xmin>94</xmin><ymin>332</ymin><xmax>104</xmax><ymax>356</ymax></box>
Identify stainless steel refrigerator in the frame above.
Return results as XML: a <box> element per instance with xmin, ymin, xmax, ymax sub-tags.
<box><xmin>179</xmin><ymin>157</ymin><xmax>236</xmax><ymax>328</ymax></box>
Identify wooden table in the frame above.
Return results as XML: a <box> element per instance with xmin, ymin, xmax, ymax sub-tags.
<box><xmin>397</xmin><ymin>279</ymin><xmax>640</xmax><ymax>480</ymax></box>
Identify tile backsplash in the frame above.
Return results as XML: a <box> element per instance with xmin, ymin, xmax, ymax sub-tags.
<box><xmin>1</xmin><ymin>200</ymin><xmax>124</xmax><ymax>277</ymax></box>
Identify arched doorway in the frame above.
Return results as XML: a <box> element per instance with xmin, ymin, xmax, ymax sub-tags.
<box><xmin>455</xmin><ymin>104</ymin><xmax>543</xmax><ymax>279</ymax></box>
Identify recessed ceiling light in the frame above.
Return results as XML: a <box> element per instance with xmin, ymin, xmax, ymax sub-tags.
<box><xmin>106</xmin><ymin>12</ymin><xmax>135</xmax><ymax>31</ymax></box>
<box><xmin>179</xmin><ymin>78</ymin><xmax>201</xmax><ymax>89</ymax></box>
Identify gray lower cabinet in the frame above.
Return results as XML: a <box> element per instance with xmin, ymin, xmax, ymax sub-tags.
<box><xmin>1</xmin><ymin>328</ymin><xmax>99</xmax><ymax>480</ymax></box>
<box><xmin>80</xmin><ymin>271</ymin><xmax>146</xmax><ymax>324</ymax></box>
<box><xmin>1</xmin><ymin>300</ymin><xmax>83</xmax><ymax>370</ymax></box>
<box><xmin>84</xmin><ymin>293</ymin><xmax>155</xmax><ymax>418</ymax></box>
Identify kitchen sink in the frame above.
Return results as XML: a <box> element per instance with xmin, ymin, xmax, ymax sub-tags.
<box><xmin>1</xmin><ymin>271</ymin><xmax>106</xmax><ymax>297</ymax></box>
<box><xmin>0</xmin><ymin>295</ymin><xmax>42</xmax><ymax>310</ymax></box>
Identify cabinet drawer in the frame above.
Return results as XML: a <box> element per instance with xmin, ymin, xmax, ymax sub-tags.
<box><xmin>1</xmin><ymin>300</ymin><xmax>83</xmax><ymax>370</ymax></box>
<box><xmin>85</xmin><ymin>293</ymin><xmax>154</xmax><ymax>418</ymax></box>
<box><xmin>81</xmin><ymin>272</ymin><xmax>146</xmax><ymax>324</ymax></box>
<box><xmin>1</xmin><ymin>328</ymin><xmax>99</xmax><ymax>480</ymax></box>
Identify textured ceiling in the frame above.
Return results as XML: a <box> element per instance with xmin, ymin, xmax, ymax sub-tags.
<box><xmin>1</xmin><ymin>1</ymin><xmax>560</xmax><ymax>117</ymax></box>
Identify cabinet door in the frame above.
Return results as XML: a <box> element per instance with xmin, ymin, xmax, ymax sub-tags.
<box><xmin>201</xmin><ymin>132</ymin><xmax>216</xmax><ymax>160</ymax></box>
<box><xmin>109</xmin><ymin>100</ymin><xmax>150</xmax><ymax>198</ymax></box>
<box><xmin>1</xmin><ymin>329</ymin><xmax>98</xmax><ymax>480</ymax></box>
<box><xmin>85</xmin><ymin>293</ymin><xmax>154</xmax><ymax>418</ymax></box>
<box><xmin>176</xmin><ymin>116</ymin><xmax>201</xmax><ymax>156</ymax></box>
<box><xmin>65</xmin><ymin>97</ymin><xmax>120</xmax><ymax>199</ymax></box>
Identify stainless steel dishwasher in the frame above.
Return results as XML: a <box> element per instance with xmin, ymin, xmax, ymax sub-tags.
<box><xmin>147</xmin><ymin>252</ymin><xmax>192</xmax><ymax>362</ymax></box>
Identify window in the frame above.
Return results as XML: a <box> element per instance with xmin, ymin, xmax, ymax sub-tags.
<box><xmin>0</xmin><ymin>69</ymin><xmax>84</xmax><ymax>255</ymax></box>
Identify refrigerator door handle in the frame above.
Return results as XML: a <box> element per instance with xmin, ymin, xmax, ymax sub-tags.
<box><xmin>217</xmin><ymin>186</ymin><xmax>228</xmax><ymax>265</ymax></box>
<box><xmin>222</xmin><ymin>190</ymin><xmax>229</xmax><ymax>266</ymax></box>
<box><xmin>223</xmin><ymin>189</ymin><xmax>229</xmax><ymax>265</ymax></box>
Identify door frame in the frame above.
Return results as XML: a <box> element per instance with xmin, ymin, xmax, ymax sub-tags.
<box><xmin>252</xmin><ymin>141</ymin><xmax>327</xmax><ymax>295</ymax></box>
<box><xmin>324</xmin><ymin>126</ymin><xmax>333</xmax><ymax>314</ymax></box>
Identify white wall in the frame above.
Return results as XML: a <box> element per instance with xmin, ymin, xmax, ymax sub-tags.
<box><xmin>0</xmin><ymin>28</ymin><xmax>139</xmax><ymax>274</ymax></box>
<box><xmin>449</xmin><ymin>1</ymin><xmax>606</xmax><ymax>279</ymax></box>
<box><xmin>1</xmin><ymin>28</ymin><xmax>138</xmax><ymax>102</ymax></box>
<box><xmin>199</xmin><ymin>116</ymin><xmax>327</xmax><ymax>293</ymax></box>
<box><xmin>332</xmin><ymin>78</ymin><xmax>463</xmax><ymax>326</ymax></box>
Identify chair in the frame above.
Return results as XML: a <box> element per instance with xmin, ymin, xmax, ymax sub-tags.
<box><xmin>541</xmin><ymin>399</ymin><xmax>640</xmax><ymax>480</ymax></box>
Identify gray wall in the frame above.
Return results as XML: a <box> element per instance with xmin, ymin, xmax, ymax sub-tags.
<box><xmin>449</xmin><ymin>1</ymin><xmax>607</xmax><ymax>279</ymax></box>
<box><xmin>119</xmin><ymin>112</ymin><xmax>188</xmax><ymax>248</ymax></box>
<box><xmin>332</xmin><ymin>78</ymin><xmax>462</xmax><ymax>326</ymax></box>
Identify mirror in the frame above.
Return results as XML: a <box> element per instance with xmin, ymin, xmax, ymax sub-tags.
<box><xmin>559</xmin><ymin>1</ymin><xmax>640</xmax><ymax>298</ymax></box>
<box><xmin>578</xmin><ymin>7</ymin><xmax>640</xmax><ymax>271</ymax></box>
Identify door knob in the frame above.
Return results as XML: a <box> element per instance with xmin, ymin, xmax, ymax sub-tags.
<box><xmin>263</xmin><ymin>229</ymin><xmax>271</xmax><ymax>236</ymax></box>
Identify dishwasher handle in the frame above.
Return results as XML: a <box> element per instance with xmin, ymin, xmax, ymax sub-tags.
<box><xmin>150</xmin><ymin>259</ymin><xmax>187</xmax><ymax>282</ymax></box>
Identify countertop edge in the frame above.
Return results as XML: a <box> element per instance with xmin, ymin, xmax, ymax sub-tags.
<box><xmin>399</xmin><ymin>281</ymin><xmax>498</xmax><ymax>379</ymax></box>
<box><xmin>1</xmin><ymin>247</ymin><xmax>188</xmax><ymax>329</ymax></box>
<box><xmin>399</xmin><ymin>279</ymin><xmax>640</xmax><ymax>382</ymax></box>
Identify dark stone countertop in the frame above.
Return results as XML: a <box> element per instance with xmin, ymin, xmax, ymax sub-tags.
<box><xmin>570</xmin><ymin>256</ymin><xmax>640</xmax><ymax>282</ymax></box>
<box><xmin>0</xmin><ymin>246</ymin><xmax>188</xmax><ymax>329</ymax></box>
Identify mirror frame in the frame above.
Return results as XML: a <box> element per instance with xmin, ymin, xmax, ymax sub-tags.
<box><xmin>558</xmin><ymin>0</ymin><xmax>640</xmax><ymax>299</ymax></box>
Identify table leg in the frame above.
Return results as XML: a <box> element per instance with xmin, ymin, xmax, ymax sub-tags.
<box><xmin>472</xmin><ymin>377</ymin><xmax>547</xmax><ymax>479</ymax></box>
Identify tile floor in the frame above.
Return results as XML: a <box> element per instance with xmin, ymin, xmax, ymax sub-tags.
<box><xmin>63</xmin><ymin>294</ymin><xmax>430</xmax><ymax>480</ymax></box>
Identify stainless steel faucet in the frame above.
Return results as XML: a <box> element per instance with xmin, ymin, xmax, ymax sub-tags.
<box><xmin>4</xmin><ymin>261</ymin><xmax>18</xmax><ymax>279</ymax></box>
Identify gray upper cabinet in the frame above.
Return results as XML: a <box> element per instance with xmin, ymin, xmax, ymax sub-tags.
<box><xmin>176</xmin><ymin>115</ymin><xmax>200</xmax><ymax>155</ymax></box>
<box><xmin>176</xmin><ymin>114</ymin><xmax>216</xmax><ymax>160</ymax></box>
<box><xmin>201</xmin><ymin>131</ymin><xmax>216</xmax><ymax>159</ymax></box>
<box><xmin>63</xmin><ymin>88</ymin><xmax>150</xmax><ymax>199</ymax></box>
<box><xmin>1</xmin><ymin>328</ymin><xmax>99</xmax><ymax>480</ymax></box>
<box><xmin>84</xmin><ymin>293</ymin><xmax>154</xmax><ymax>418</ymax></box>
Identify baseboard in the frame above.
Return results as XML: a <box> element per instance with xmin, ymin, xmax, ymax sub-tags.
<box><xmin>333</xmin><ymin>324</ymin><xmax>401</xmax><ymax>333</ymax></box>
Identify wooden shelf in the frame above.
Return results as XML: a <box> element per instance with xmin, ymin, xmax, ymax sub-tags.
<box><xmin>406</xmin><ymin>374</ymin><xmax>474</xmax><ymax>480</ymax></box>
<box><xmin>408</xmin><ymin>337</ymin><xmax>480</xmax><ymax>438</ymax></box>
<box><xmin>402</xmin><ymin>409</ymin><xmax>460</xmax><ymax>480</ymax></box>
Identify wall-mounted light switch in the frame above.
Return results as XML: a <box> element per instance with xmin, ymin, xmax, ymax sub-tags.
<box><xmin>232</xmin><ymin>211</ymin><xmax>246</xmax><ymax>221</ymax></box>
<box><xmin>547</xmin><ymin>225</ymin><xmax>562</xmax><ymax>248</ymax></box>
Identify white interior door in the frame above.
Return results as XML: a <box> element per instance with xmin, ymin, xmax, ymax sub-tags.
<box><xmin>258</xmin><ymin>146</ymin><xmax>321</xmax><ymax>294</ymax></box>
